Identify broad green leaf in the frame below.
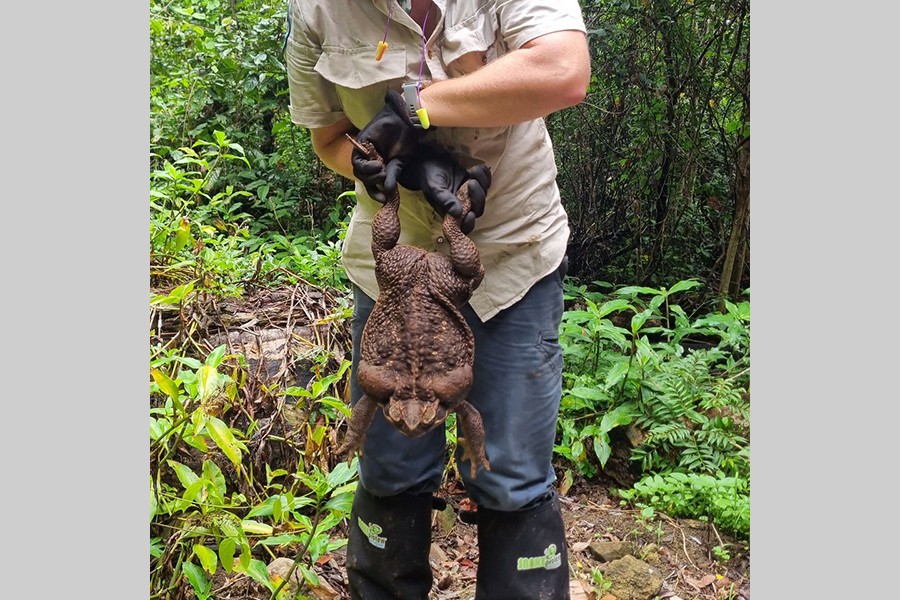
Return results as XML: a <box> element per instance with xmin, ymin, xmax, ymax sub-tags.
<box><xmin>192</xmin><ymin>408</ymin><xmax>208</xmax><ymax>439</ymax></box>
<box><xmin>593</xmin><ymin>436</ymin><xmax>612</xmax><ymax>467</ymax></box>
<box><xmin>149</xmin><ymin>417</ymin><xmax>167</xmax><ymax>441</ymax></box>
<box><xmin>205</xmin><ymin>344</ymin><xmax>227</xmax><ymax>368</ymax></box>
<box><xmin>272</xmin><ymin>495</ymin><xmax>283</xmax><ymax>522</ymax></box>
<box><xmin>237</xmin><ymin>558</ymin><xmax>275</xmax><ymax>591</ymax></box>
<box><xmin>309</xmin><ymin>424</ymin><xmax>326</xmax><ymax>445</ymax></box>
<box><xmin>596</xmin><ymin>298</ymin><xmax>632</xmax><ymax>318</ymax></box>
<box><xmin>282</xmin><ymin>386</ymin><xmax>313</xmax><ymax>398</ymax></box>
<box><xmin>206</xmin><ymin>416</ymin><xmax>242</xmax><ymax>467</ymax></box>
<box><xmin>324</xmin><ymin>492</ymin><xmax>354</xmax><ymax>514</ymax></box>
<box><xmin>167</xmin><ymin>460</ymin><xmax>199</xmax><ymax>490</ymax></box>
<box><xmin>219</xmin><ymin>538</ymin><xmax>236</xmax><ymax>573</ymax></box>
<box><xmin>182</xmin><ymin>562</ymin><xmax>211</xmax><ymax>598</ymax></box>
<box><xmin>328</xmin><ymin>540</ymin><xmax>349</xmax><ymax>556</ymax></box>
<box><xmin>561</xmin><ymin>310</ymin><xmax>595</xmax><ymax>323</ymax></box>
<box><xmin>266</xmin><ymin>465</ymin><xmax>289</xmax><ymax>482</ymax></box>
<box><xmin>247</xmin><ymin>494</ymin><xmax>314</xmax><ymax>519</ymax></box>
<box><xmin>571</xmin><ymin>440</ymin><xmax>584</xmax><ymax>459</ymax></box>
<box><xmin>668</xmin><ymin>279</ymin><xmax>702</xmax><ymax>295</ymax></box>
<box><xmin>631</xmin><ymin>310</ymin><xmax>653</xmax><ymax>334</ymax></box>
<box><xmin>151</xmin><ymin>369</ymin><xmax>183</xmax><ymax>413</ymax></box>
<box><xmin>150</xmin><ymin>280</ymin><xmax>195</xmax><ymax>306</ymax></box>
<box><xmin>257</xmin><ymin>534</ymin><xmax>308</xmax><ymax>546</ymax></box>
<box><xmin>182</xmin><ymin>479</ymin><xmax>204</xmax><ymax>504</ymax></box>
<box><xmin>599</xmin><ymin>405</ymin><xmax>633</xmax><ymax>434</ymax></box>
<box><xmin>331</xmin><ymin>481</ymin><xmax>358</xmax><ymax>497</ymax></box>
<box><xmin>297</xmin><ymin>563</ymin><xmax>320</xmax><ymax>587</ymax></box>
<box><xmin>202</xmin><ymin>460</ymin><xmax>227</xmax><ymax>505</ymax></box>
<box><xmin>241</xmin><ymin>520</ymin><xmax>274</xmax><ymax>535</ymax></box>
<box><xmin>615</xmin><ymin>285</ymin><xmax>662</xmax><ymax>297</ymax></box>
<box><xmin>326</xmin><ymin>459</ymin><xmax>358</xmax><ymax>489</ymax></box>
<box><xmin>239</xmin><ymin>543</ymin><xmax>252</xmax><ymax>570</ymax></box>
<box><xmin>193</xmin><ymin>544</ymin><xmax>218</xmax><ymax>575</ymax></box>
<box><xmin>197</xmin><ymin>365</ymin><xmax>219</xmax><ymax>401</ymax></box>
<box><xmin>568</xmin><ymin>386</ymin><xmax>607</xmax><ymax>402</ymax></box>
<box><xmin>174</xmin><ymin>219</ymin><xmax>193</xmax><ymax>253</ymax></box>
<box><xmin>317</xmin><ymin>397</ymin><xmax>352</xmax><ymax>417</ymax></box>
<box><xmin>603</xmin><ymin>361</ymin><xmax>630</xmax><ymax>390</ymax></box>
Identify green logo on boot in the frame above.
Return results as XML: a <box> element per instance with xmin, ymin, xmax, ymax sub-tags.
<box><xmin>516</xmin><ymin>544</ymin><xmax>562</xmax><ymax>571</ymax></box>
<box><xmin>357</xmin><ymin>518</ymin><xmax>386</xmax><ymax>549</ymax></box>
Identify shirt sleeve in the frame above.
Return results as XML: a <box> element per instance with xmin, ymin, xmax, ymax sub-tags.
<box><xmin>283</xmin><ymin>0</ymin><xmax>346</xmax><ymax>128</ymax></box>
<box><xmin>496</xmin><ymin>0</ymin><xmax>587</xmax><ymax>50</ymax></box>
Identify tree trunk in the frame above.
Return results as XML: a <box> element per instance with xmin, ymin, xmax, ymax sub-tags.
<box><xmin>718</xmin><ymin>137</ymin><xmax>750</xmax><ymax>310</ymax></box>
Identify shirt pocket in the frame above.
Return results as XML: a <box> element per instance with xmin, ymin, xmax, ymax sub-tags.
<box><xmin>440</xmin><ymin>4</ymin><xmax>499</xmax><ymax>78</ymax></box>
<box><xmin>314</xmin><ymin>46</ymin><xmax>408</xmax><ymax>130</ymax></box>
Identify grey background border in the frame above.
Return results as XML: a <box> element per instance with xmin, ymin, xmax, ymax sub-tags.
<box><xmin>3</xmin><ymin>0</ymin><xmax>897</xmax><ymax>597</ymax></box>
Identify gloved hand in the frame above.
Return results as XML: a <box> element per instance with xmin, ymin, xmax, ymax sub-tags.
<box><xmin>351</xmin><ymin>90</ymin><xmax>425</xmax><ymax>202</ymax></box>
<box><xmin>398</xmin><ymin>144</ymin><xmax>492</xmax><ymax>235</ymax></box>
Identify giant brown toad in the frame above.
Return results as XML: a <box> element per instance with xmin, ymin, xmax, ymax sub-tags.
<box><xmin>337</xmin><ymin>137</ymin><xmax>491</xmax><ymax>479</ymax></box>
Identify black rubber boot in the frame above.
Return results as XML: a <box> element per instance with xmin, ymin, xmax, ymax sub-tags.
<box><xmin>475</xmin><ymin>492</ymin><xmax>570</xmax><ymax>600</ymax></box>
<box><xmin>346</xmin><ymin>485</ymin><xmax>434</xmax><ymax>599</ymax></box>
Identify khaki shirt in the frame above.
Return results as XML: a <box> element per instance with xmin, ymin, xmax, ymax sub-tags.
<box><xmin>285</xmin><ymin>0</ymin><xmax>586</xmax><ymax>321</ymax></box>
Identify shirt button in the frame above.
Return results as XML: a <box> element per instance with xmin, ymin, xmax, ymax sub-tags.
<box><xmin>436</xmin><ymin>236</ymin><xmax>445</xmax><ymax>244</ymax></box>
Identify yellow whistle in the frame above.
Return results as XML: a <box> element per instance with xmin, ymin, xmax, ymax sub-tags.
<box><xmin>375</xmin><ymin>41</ymin><xmax>388</xmax><ymax>61</ymax></box>
<box><xmin>416</xmin><ymin>107</ymin><xmax>430</xmax><ymax>129</ymax></box>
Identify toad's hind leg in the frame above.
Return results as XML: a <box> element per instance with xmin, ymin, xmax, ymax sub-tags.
<box><xmin>336</xmin><ymin>394</ymin><xmax>380</xmax><ymax>460</ymax></box>
<box><xmin>456</xmin><ymin>400</ymin><xmax>490</xmax><ymax>479</ymax></box>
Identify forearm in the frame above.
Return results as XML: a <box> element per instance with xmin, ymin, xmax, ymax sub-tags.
<box><xmin>310</xmin><ymin>118</ymin><xmax>358</xmax><ymax>181</ymax></box>
<box><xmin>420</xmin><ymin>30</ymin><xmax>590</xmax><ymax>128</ymax></box>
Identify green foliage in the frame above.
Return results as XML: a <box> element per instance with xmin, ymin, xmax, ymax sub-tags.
<box><xmin>618</xmin><ymin>471</ymin><xmax>750</xmax><ymax>540</ymax></box>
<box><xmin>150</xmin><ymin>344</ymin><xmax>357</xmax><ymax>598</ymax></box>
<box><xmin>150</xmin><ymin>128</ymin><xmax>351</xmax><ymax>301</ymax></box>
<box><xmin>555</xmin><ymin>279</ymin><xmax>749</xmax><ymax>483</ymax></box>
<box><xmin>151</xmin><ymin>0</ymin><xmax>351</xmax><ymax>239</ymax></box>
<box><xmin>591</xmin><ymin>568</ymin><xmax>614</xmax><ymax>595</ymax></box>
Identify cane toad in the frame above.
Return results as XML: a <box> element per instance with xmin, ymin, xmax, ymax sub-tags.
<box><xmin>337</xmin><ymin>137</ymin><xmax>491</xmax><ymax>479</ymax></box>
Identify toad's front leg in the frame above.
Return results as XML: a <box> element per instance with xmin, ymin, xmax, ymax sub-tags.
<box><xmin>443</xmin><ymin>183</ymin><xmax>484</xmax><ymax>287</ymax></box>
<box><xmin>346</xmin><ymin>135</ymin><xmax>401</xmax><ymax>258</ymax></box>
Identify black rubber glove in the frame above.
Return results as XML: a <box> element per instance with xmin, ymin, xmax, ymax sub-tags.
<box><xmin>398</xmin><ymin>144</ymin><xmax>492</xmax><ymax>235</ymax></box>
<box><xmin>351</xmin><ymin>90</ymin><xmax>425</xmax><ymax>202</ymax></box>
